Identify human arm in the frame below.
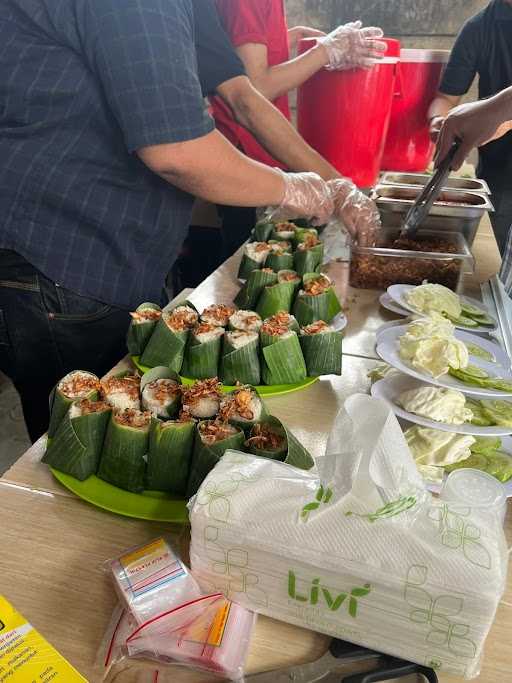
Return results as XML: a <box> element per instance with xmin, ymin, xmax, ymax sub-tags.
<box><xmin>287</xmin><ymin>25</ymin><xmax>326</xmax><ymax>52</ymax></box>
<box><xmin>436</xmin><ymin>87</ymin><xmax>512</xmax><ymax>170</ymax></box>
<box><xmin>216</xmin><ymin>76</ymin><xmax>340</xmax><ymax>180</ymax></box>
<box><xmin>428</xmin><ymin>15</ymin><xmax>481</xmax><ymax>140</ymax></box>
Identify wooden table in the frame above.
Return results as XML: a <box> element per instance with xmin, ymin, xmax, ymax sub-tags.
<box><xmin>2</xmin><ymin>218</ymin><xmax>509</xmax><ymax>682</ymax></box>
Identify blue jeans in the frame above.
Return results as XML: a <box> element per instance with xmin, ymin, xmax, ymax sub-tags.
<box><xmin>0</xmin><ymin>250</ymin><xmax>130</xmax><ymax>442</ymax></box>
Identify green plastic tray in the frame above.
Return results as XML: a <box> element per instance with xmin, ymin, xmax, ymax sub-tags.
<box><xmin>131</xmin><ymin>356</ymin><xmax>319</xmax><ymax>396</ymax></box>
<box><xmin>50</xmin><ymin>468</ymin><xmax>189</xmax><ymax>523</ymax></box>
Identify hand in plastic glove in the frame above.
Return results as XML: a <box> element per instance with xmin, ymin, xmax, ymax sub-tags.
<box><xmin>318</xmin><ymin>20</ymin><xmax>387</xmax><ymax>71</ymax></box>
<box><xmin>269</xmin><ymin>171</ymin><xmax>334</xmax><ymax>225</ymax></box>
<box><xmin>436</xmin><ymin>90</ymin><xmax>512</xmax><ymax>170</ymax></box>
<box><xmin>328</xmin><ymin>178</ymin><xmax>381</xmax><ymax>245</ymax></box>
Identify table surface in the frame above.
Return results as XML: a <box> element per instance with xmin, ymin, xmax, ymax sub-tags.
<box><xmin>2</xmin><ymin>218</ymin><xmax>509</xmax><ymax>683</ymax></box>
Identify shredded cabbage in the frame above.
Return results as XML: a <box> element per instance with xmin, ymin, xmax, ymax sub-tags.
<box><xmin>399</xmin><ymin>386</ymin><xmax>473</xmax><ymax>425</ymax></box>
<box><xmin>403</xmin><ymin>283</ymin><xmax>461</xmax><ymax>318</ymax></box>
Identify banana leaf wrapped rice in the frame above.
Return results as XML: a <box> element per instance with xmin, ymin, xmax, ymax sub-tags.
<box><xmin>200</xmin><ymin>304</ymin><xmax>236</xmax><ymax>328</ymax></box>
<box><xmin>186</xmin><ymin>420</ymin><xmax>245</xmax><ymax>496</ymax></box>
<box><xmin>181</xmin><ymin>378</ymin><xmax>222</xmax><ymax>419</ymax></box>
<box><xmin>300</xmin><ymin>320</ymin><xmax>342</xmax><ymax>376</ymax></box>
<box><xmin>245</xmin><ymin>416</ymin><xmax>313</xmax><ymax>469</ymax></box>
<box><xmin>265</xmin><ymin>243</ymin><xmax>294</xmax><ymax>272</ymax></box>
<box><xmin>147</xmin><ymin>415</ymin><xmax>195</xmax><ymax>494</ymax></box>
<box><xmin>101</xmin><ymin>375</ymin><xmax>141</xmax><ymax>412</ymax></box>
<box><xmin>126</xmin><ymin>303</ymin><xmax>162</xmax><ymax>356</ymax></box>
<box><xmin>252</xmin><ymin>220</ymin><xmax>274</xmax><ymax>242</ymax></box>
<box><xmin>220</xmin><ymin>331</ymin><xmax>260</xmax><ymax>386</ymax></box>
<box><xmin>238</xmin><ymin>242</ymin><xmax>272</xmax><ymax>280</ymax></box>
<box><xmin>181</xmin><ymin>323</ymin><xmax>224</xmax><ymax>379</ymax></box>
<box><xmin>256</xmin><ymin>273</ymin><xmax>298</xmax><ymax>319</ymax></box>
<box><xmin>270</xmin><ymin>221</ymin><xmax>297</xmax><ymax>242</ymax></box>
<box><xmin>43</xmin><ymin>399</ymin><xmax>111</xmax><ymax>480</ymax></box>
<box><xmin>260</xmin><ymin>318</ymin><xmax>307</xmax><ymax>385</ymax></box>
<box><xmin>293</xmin><ymin>273</ymin><xmax>342</xmax><ymax>327</ymax></box>
<box><xmin>48</xmin><ymin>370</ymin><xmax>101</xmax><ymax>438</ymax></box>
<box><xmin>264</xmin><ymin>311</ymin><xmax>300</xmax><ymax>333</ymax></box>
<box><xmin>228</xmin><ymin>310</ymin><xmax>262</xmax><ymax>333</ymax></box>
<box><xmin>219</xmin><ymin>385</ymin><xmax>266</xmax><ymax>433</ymax></box>
<box><xmin>293</xmin><ymin>234</ymin><xmax>324</xmax><ymax>276</ymax></box>
<box><xmin>140</xmin><ymin>305</ymin><xmax>198</xmax><ymax>370</ymax></box>
<box><xmin>140</xmin><ymin>367</ymin><xmax>181</xmax><ymax>419</ymax></box>
<box><xmin>98</xmin><ymin>409</ymin><xmax>151</xmax><ymax>493</ymax></box>
<box><xmin>234</xmin><ymin>268</ymin><xmax>277</xmax><ymax>309</ymax></box>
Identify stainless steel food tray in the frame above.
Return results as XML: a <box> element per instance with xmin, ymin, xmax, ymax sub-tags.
<box><xmin>371</xmin><ymin>184</ymin><xmax>494</xmax><ymax>246</ymax></box>
<box><xmin>380</xmin><ymin>172</ymin><xmax>491</xmax><ymax>194</ymax></box>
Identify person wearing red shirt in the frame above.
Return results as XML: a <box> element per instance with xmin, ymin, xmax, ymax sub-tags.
<box><xmin>212</xmin><ymin>0</ymin><xmax>385</xmax><ymax>255</ymax></box>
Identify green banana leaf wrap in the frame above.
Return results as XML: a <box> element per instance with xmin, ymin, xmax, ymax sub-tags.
<box><xmin>256</xmin><ymin>281</ymin><xmax>296</xmax><ymax>319</ymax></box>
<box><xmin>140</xmin><ymin>316</ymin><xmax>189</xmax><ymax>372</ymax></box>
<box><xmin>219</xmin><ymin>333</ymin><xmax>261</xmax><ymax>386</ymax></box>
<box><xmin>140</xmin><ymin>367</ymin><xmax>182</xmax><ymax>419</ymax></box>
<box><xmin>47</xmin><ymin>371</ymin><xmax>100</xmax><ymax>438</ymax></box>
<box><xmin>277</xmin><ymin>270</ymin><xmax>301</xmax><ymax>297</ymax></box>
<box><xmin>292</xmin><ymin>227</ymin><xmax>319</xmax><ymax>247</ymax></box>
<box><xmin>146</xmin><ymin>417</ymin><xmax>195</xmax><ymax>494</ymax></box>
<box><xmin>234</xmin><ymin>268</ymin><xmax>277</xmax><ymax>309</ymax></box>
<box><xmin>293</xmin><ymin>243</ymin><xmax>324</xmax><ymax>276</ymax></box>
<box><xmin>268</xmin><ymin>239</ymin><xmax>292</xmax><ymax>253</ymax></box>
<box><xmin>300</xmin><ymin>324</ymin><xmax>343</xmax><ymax>376</ymax></box>
<box><xmin>293</xmin><ymin>274</ymin><xmax>342</xmax><ymax>327</ymax></box>
<box><xmin>126</xmin><ymin>302</ymin><xmax>162</xmax><ymax>356</ymax></box>
<box><xmin>98</xmin><ymin>411</ymin><xmax>150</xmax><ymax>493</ymax></box>
<box><xmin>246</xmin><ymin>416</ymin><xmax>314</xmax><ymax>470</ymax></box>
<box><xmin>265</xmin><ymin>251</ymin><xmax>294</xmax><ymax>273</ymax></box>
<box><xmin>269</xmin><ymin>222</ymin><xmax>297</xmax><ymax>242</ymax></box>
<box><xmin>238</xmin><ymin>254</ymin><xmax>262</xmax><ymax>280</ymax></box>
<box><xmin>252</xmin><ymin>220</ymin><xmax>274</xmax><ymax>242</ymax></box>
<box><xmin>181</xmin><ymin>327</ymin><xmax>223</xmax><ymax>379</ymax></box>
<box><xmin>186</xmin><ymin>421</ymin><xmax>245</xmax><ymax>496</ymax></box>
<box><xmin>43</xmin><ymin>401</ymin><xmax>111</xmax><ymax>480</ymax></box>
<box><xmin>219</xmin><ymin>385</ymin><xmax>268</xmax><ymax>434</ymax></box>
<box><xmin>260</xmin><ymin>328</ymin><xmax>307</xmax><ymax>385</ymax></box>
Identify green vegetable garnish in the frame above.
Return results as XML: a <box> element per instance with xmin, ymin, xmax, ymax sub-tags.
<box><xmin>445</xmin><ymin>313</ymin><xmax>479</xmax><ymax>328</ymax></box>
<box><xmin>460</xmin><ymin>302</ymin><xmax>487</xmax><ymax>317</ymax></box>
<box><xmin>470</xmin><ymin>436</ymin><xmax>503</xmax><ymax>455</ymax></box>
<box><xmin>480</xmin><ymin>399</ymin><xmax>512</xmax><ymax>427</ymax></box>
<box><xmin>449</xmin><ymin>368</ymin><xmax>512</xmax><ymax>392</ymax></box>
<box><xmin>466</xmin><ymin>398</ymin><xmax>494</xmax><ymax>427</ymax></box>
<box><xmin>469</xmin><ymin>312</ymin><xmax>495</xmax><ymax>327</ymax></box>
<box><xmin>445</xmin><ymin>453</ymin><xmax>489</xmax><ymax>473</ymax></box>
<box><xmin>465</xmin><ymin>342</ymin><xmax>495</xmax><ymax>363</ymax></box>
<box><xmin>484</xmin><ymin>452</ymin><xmax>512</xmax><ymax>482</ymax></box>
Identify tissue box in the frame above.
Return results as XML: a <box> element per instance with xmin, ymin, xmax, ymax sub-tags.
<box><xmin>189</xmin><ymin>395</ymin><xmax>508</xmax><ymax>679</ymax></box>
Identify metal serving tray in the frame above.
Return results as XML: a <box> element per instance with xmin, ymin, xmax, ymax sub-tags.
<box><xmin>380</xmin><ymin>172</ymin><xmax>491</xmax><ymax>194</ymax></box>
<box><xmin>371</xmin><ymin>184</ymin><xmax>494</xmax><ymax>246</ymax></box>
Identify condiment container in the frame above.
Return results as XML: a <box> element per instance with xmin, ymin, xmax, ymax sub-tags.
<box><xmin>349</xmin><ymin>228</ymin><xmax>473</xmax><ymax>292</ymax></box>
<box><xmin>380</xmin><ymin>171</ymin><xmax>491</xmax><ymax>194</ymax></box>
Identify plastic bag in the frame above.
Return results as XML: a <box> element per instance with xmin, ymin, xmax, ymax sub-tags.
<box><xmin>108</xmin><ymin>537</ymin><xmax>203</xmax><ymax>625</ymax></box>
<box><xmin>189</xmin><ymin>395</ymin><xmax>508</xmax><ymax>679</ymax></box>
<box><xmin>126</xmin><ymin>595</ymin><xmax>255</xmax><ymax>681</ymax></box>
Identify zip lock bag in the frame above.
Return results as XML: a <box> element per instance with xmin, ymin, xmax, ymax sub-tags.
<box><xmin>189</xmin><ymin>394</ymin><xmax>508</xmax><ymax>679</ymax></box>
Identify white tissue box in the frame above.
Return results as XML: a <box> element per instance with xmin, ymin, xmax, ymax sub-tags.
<box><xmin>189</xmin><ymin>395</ymin><xmax>508</xmax><ymax>679</ymax></box>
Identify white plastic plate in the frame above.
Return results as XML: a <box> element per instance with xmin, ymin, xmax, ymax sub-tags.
<box><xmin>376</xmin><ymin>326</ymin><xmax>512</xmax><ymax>398</ymax></box>
<box><xmin>371</xmin><ymin>374</ymin><xmax>512</xmax><ymax>437</ymax></box>
<box><xmin>387</xmin><ymin>283</ymin><xmax>497</xmax><ymax>332</ymax></box>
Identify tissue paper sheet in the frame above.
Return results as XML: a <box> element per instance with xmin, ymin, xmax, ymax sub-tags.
<box><xmin>189</xmin><ymin>395</ymin><xmax>508</xmax><ymax>679</ymax></box>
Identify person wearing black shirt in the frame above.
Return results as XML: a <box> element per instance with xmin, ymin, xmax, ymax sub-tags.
<box><xmin>429</xmin><ymin>0</ymin><xmax>512</xmax><ymax>255</ymax></box>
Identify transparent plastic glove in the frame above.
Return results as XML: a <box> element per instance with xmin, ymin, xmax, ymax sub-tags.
<box><xmin>328</xmin><ymin>178</ymin><xmax>381</xmax><ymax>246</ymax></box>
<box><xmin>268</xmin><ymin>170</ymin><xmax>334</xmax><ymax>225</ymax></box>
<box><xmin>318</xmin><ymin>20</ymin><xmax>387</xmax><ymax>71</ymax></box>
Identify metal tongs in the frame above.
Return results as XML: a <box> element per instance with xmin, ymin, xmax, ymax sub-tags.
<box><xmin>247</xmin><ymin>638</ymin><xmax>438</xmax><ymax>683</ymax></box>
<box><xmin>400</xmin><ymin>142</ymin><xmax>460</xmax><ymax>238</ymax></box>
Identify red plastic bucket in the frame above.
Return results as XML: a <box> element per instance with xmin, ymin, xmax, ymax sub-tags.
<box><xmin>297</xmin><ymin>38</ymin><xmax>400</xmax><ymax>188</ymax></box>
<box><xmin>381</xmin><ymin>49</ymin><xmax>449</xmax><ymax>172</ymax></box>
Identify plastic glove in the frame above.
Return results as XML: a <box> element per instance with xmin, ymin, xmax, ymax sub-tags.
<box><xmin>268</xmin><ymin>170</ymin><xmax>334</xmax><ymax>225</ymax></box>
<box><xmin>327</xmin><ymin>178</ymin><xmax>381</xmax><ymax>245</ymax></box>
<box><xmin>318</xmin><ymin>20</ymin><xmax>387</xmax><ymax>71</ymax></box>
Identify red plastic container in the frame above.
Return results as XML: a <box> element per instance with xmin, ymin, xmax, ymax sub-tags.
<box><xmin>381</xmin><ymin>49</ymin><xmax>449</xmax><ymax>172</ymax></box>
<box><xmin>297</xmin><ymin>38</ymin><xmax>400</xmax><ymax>188</ymax></box>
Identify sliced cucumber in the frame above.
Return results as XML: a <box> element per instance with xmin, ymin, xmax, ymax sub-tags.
<box><xmin>480</xmin><ymin>399</ymin><xmax>512</xmax><ymax>428</ymax></box>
